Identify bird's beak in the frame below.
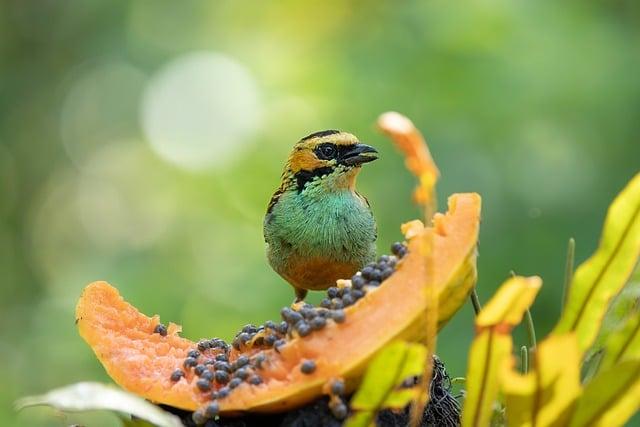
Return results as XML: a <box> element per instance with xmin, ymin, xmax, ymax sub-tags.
<box><xmin>340</xmin><ymin>143</ymin><xmax>379</xmax><ymax>166</ymax></box>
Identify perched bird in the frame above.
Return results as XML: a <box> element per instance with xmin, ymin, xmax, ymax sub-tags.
<box><xmin>264</xmin><ymin>130</ymin><xmax>378</xmax><ymax>301</ymax></box>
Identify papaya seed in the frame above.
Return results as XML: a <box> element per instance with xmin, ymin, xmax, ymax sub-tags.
<box><xmin>200</xmin><ymin>370</ymin><xmax>214</xmax><ymax>381</ymax></box>
<box><xmin>252</xmin><ymin>353</ymin><xmax>267</xmax><ymax>369</ymax></box>
<box><xmin>310</xmin><ymin>316</ymin><xmax>326</xmax><ymax>330</ymax></box>
<box><xmin>214</xmin><ymin>353</ymin><xmax>228</xmax><ymax>362</ymax></box>
<box><xmin>287</xmin><ymin>311</ymin><xmax>303</xmax><ymax>325</ymax></box>
<box><xmin>330</xmin><ymin>401</ymin><xmax>348</xmax><ymax>419</ymax></box>
<box><xmin>274</xmin><ymin>339</ymin><xmax>286</xmax><ymax>352</ymax></box>
<box><xmin>194</xmin><ymin>364</ymin><xmax>206</xmax><ymax>376</ymax></box>
<box><xmin>327</xmin><ymin>287</ymin><xmax>339</xmax><ymax>298</ymax></box>
<box><xmin>196</xmin><ymin>378</ymin><xmax>211</xmax><ymax>391</ymax></box>
<box><xmin>205</xmin><ymin>401</ymin><xmax>220</xmax><ymax>417</ymax></box>
<box><xmin>351</xmin><ymin>275</ymin><xmax>366</xmax><ymax>289</ymax></box>
<box><xmin>264</xmin><ymin>334</ymin><xmax>277</xmax><ymax>346</ymax></box>
<box><xmin>263</xmin><ymin>320</ymin><xmax>277</xmax><ymax>330</ymax></box>
<box><xmin>277</xmin><ymin>321</ymin><xmax>289</xmax><ymax>335</ymax></box>
<box><xmin>234</xmin><ymin>355</ymin><xmax>250</xmax><ymax>369</ymax></box>
<box><xmin>170</xmin><ymin>369</ymin><xmax>184</xmax><ymax>382</ymax></box>
<box><xmin>249</xmin><ymin>375</ymin><xmax>263</xmax><ymax>385</ymax></box>
<box><xmin>197</xmin><ymin>340</ymin><xmax>211</xmax><ymax>351</ymax></box>
<box><xmin>342</xmin><ymin>294</ymin><xmax>354</xmax><ymax>306</ymax></box>
<box><xmin>331</xmin><ymin>310</ymin><xmax>346</xmax><ymax>323</ymax></box>
<box><xmin>368</xmin><ymin>280</ymin><xmax>380</xmax><ymax>287</ymax></box>
<box><xmin>216</xmin><ymin>387</ymin><xmax>230</xmax><ymax>398</ymax></box>
<box><xmin>153</xmin><ymin>324</ymin><xmax>167</xmax><ymax>336</ymax></box>
<box><xmin>360</xmin><ymin>266</ymin><xmax>375</xmax><ymax>280</ymax></box>
<box><xmin>214</xmin><ymin>361</ymin><xmax>230</xmax><ymax>371</ymax></box>
<box><xmin>192</xmin><ymin>409</ymin><xmax>207</xmax><ymax>425</ymax></box>
<box><xmin>300</xmin><ymin>360</ymin><xmax>316</xmax><ymax>374</ymax></box>
<box><xmin>187</xmin><ymin>350</ymin><xmax>200</xmax><ymax>359</ymax></box>
<box><xmin>184</xmin><ymin>357</ymin><xmax>198</xmax><ymax>368</ymax></box>
<box><xmin>331</xmin><ymin>299</ymin><xmax>343</xmax><ymax>309</ymax></box>
<box><xmin>320</xmin><ymin>298</ymin><xmax>332</xmax><ymax>308</ymax></box>
<box><xmin>295</xmin><ymin>321</ymin><xmax>311</xmax><ymax>337</ymax></box>
<box><xmin>300</xmin><ymin>307</ymin><xmax>316</xmax><ymax>319</ymax></box>
<box><xmin>391</xmin><ymin>242</ymin><xmax>404</xmax><ymax>255</ymax></box>
<box><xmin>241</xmin><ymin>324</ymin><xmax>258</xmax><ymax>334</ymax></box>
<box><xmin>234</xmin><ymin>367</ymin><xmax>249</xmax><ymax>380</ymax></box>
<box><xmin>330</xmin><ymin>379</ymin><xmax>345</xmax><ymax>396</ymax></box>
<box><xmin>214</xmin><ymin>371</ymin><xmax>230</xmax><ymax>384</ymax></box>
<box><xmin>352</xmin><ymin>289</ymin><xmax>365</xmax><ymax>300</ymax></box>
<box><xmin>228</xmin><ymin>378</ymin><xmax>242</xmax><ymax>389</ymax></box>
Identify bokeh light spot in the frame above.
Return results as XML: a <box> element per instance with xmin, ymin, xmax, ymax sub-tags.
<box><xmin>60</xmin><ymin>62</ymin><xmax>146</xmax><ymax>166</ymax></box>
<box><xmin>141</xmin><ymin>52</ymin><xmax>263</xmax><ymax>171</ymax></box>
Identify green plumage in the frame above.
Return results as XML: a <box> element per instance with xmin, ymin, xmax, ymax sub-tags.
<box><xmin>264</xmin><ymin>131</ymin><xmax>378</xmax><ymax>301</ymax></box>
<box><xmin>264</xmin><ymin>167</ymin><xmax>377</xmax><ymax>298</ymax></box>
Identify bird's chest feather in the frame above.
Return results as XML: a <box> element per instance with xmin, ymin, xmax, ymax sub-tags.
<box><xmin>265</xmin><ymin>188</ymin><xmax>376</xmax><ymax>262</ymax></box>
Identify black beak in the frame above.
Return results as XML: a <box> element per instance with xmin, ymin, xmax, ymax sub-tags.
<box><xmin>340</xmin><ymin>143</ymin><xmax>379</xmax><ymax>166</ymax></box>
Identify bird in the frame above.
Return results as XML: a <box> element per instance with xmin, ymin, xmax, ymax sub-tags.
<box><xmin>264</xmin><ymin>130</ymin><xmax>378</xmax><ymax>302</ymax></box>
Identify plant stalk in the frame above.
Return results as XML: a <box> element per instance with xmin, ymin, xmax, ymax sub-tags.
<box><xmin>561</xmin><ymin>238</ymin><xmax>576</xmax><ymax>309</ymax></box>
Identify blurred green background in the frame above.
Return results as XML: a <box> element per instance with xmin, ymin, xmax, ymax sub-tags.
<box><xmin>2</xmin><ymin>0</ymin><xmax>639</xmax><ymax>425</ymax></box>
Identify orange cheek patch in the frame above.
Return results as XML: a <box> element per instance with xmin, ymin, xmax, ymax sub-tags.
<box><xmin>289</xmin><ymin>151</ymin><xmax>326</xmax><ymax>173</ymax></box>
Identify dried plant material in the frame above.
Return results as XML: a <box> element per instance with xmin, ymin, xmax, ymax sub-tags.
<box><xmin>377</xmin><ymin>111</ymin><xmax>440</xmax><ymax>217</ymax></box>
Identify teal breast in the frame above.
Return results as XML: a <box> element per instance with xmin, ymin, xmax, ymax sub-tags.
<box><xmin>264</xmin><ymin>186</ymin><xmax>377</xmax><ymax>290</ymax></box>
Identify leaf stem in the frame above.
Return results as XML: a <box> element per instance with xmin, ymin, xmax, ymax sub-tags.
<box><xmin>525</xmin><ymin>309</ymin><xmax>537</xmax><ymax>350</ymax></box>
<box><xmin>520</xmin><ymin>345</ymin><xmax>529</xmax><ymax>374</ymax></box>
<box><xmin>470</xmin><ymin>289</ymin><xmax>482</xmax><ymax>316</ymax></box>
<box><xmin>561</xmin><ymin>238</ymin><xmax>576</xmax><ymax>310</ymax></box>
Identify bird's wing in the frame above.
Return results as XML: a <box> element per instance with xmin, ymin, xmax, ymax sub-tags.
<box><xmin>266</xmin><ymin>187</ymin><xmax>284</xmax><ymax>215</ymax></box>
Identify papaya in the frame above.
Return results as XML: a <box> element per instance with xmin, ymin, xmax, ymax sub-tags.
<box><xmin>76</xmin><ymin>192</ymin><xmax>481</xmax><ymax>419</ymax></box>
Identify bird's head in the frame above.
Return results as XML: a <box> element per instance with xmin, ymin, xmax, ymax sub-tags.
<box><xmin>285</xmin><ymin>130</ymin><xmax>378</xmax><ymax>192</ymax></box>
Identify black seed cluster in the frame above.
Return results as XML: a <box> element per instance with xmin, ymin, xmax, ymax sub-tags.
<box><xmin>172</xmin><ymin>337</ymin><xmax>272</xmax><ymax>425</ymax></box>
<box><xmin>153</xmin><ymin>323</ymin><xmax>168</xmax><ymax>336</ymax></box>
<box><xmin>178</xmin><ymin>242</ymin><xmax>409</xmax><ymax>425</ymax></box>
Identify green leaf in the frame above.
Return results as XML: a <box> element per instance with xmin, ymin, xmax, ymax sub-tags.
<box><xmin>14</xmin><ymin>382</ymin><xmax>182</xmax><ymax>427</ymax></box>
<box><xmin>569</xmin><ymin>360</ymin><xmax>640</xmax><ymax>427</ymax></box>
<box><xmin>597</xmin><ymin>264</ymin><xmax>640</xmax><ymax>372</ymax></box>
<box><xmin>346</xmin><ymin>341</ymin><xmax>428</xmax><ymax>427</ymax></box>
<box><xmin>600</xmin><ymin>310</ymin><xmax>640</xmax><ymax>372</ymax></box>
<box><xmin>554</xmin><ymin>173</ymin><xmax>640</xmax><ymax>353</ymax></box>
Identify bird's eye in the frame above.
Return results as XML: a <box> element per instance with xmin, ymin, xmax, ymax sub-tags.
<box><xmin>316</xmin><ymin>143</ymin><xmax>337</xmax><ymax>160</ymax></box>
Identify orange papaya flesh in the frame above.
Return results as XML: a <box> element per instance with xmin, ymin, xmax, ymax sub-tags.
<box><xmin>76</xmin><ymin>192</ymin><xmax>481</xmax><ymax>416</ymax></box>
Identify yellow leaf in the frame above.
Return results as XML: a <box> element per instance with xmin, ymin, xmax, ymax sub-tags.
<box><xmin>349</xmin><ymin>341</ymin><xmax>409</xmax><ymax>411</ymax></box>
<box><xmin>569</xmin><ymin>360</ymin><xmax>640</xmax><ymax>427</ymax></box>
<box><xmin>600</xmin><ymin>311</ymin><xmax>640</xmax><ymax>372</ymax></box>
<box><xmin>476</xmin><ymin>276</ymin><xmax>542</xmax><ymax>327</ymax></box>
<box><xmin>554</xmin><ymin>173</ymin><xmax>640</xmax><ymax>352</ymax></box>
<box><xmin>347</xmin><ymin>342</ymin><xmax>429</xmax><ymax>427</ymax></box>
<box><xmin>462</xmin><ymin>276</ymin><xmax>541</xmax><ymax>427</ymax></box>
<box><xmin>462</xmin><ymin>331</ymin><xmax>512</xmax><ymax>427</ymax></box>
<box><xmin>383</xmin><ymin>388</ymin><xmax>420</xmax><ymax>409</ymax></box>
<box><xmin>501</xmin><ymin>334</ymin><xmax>582</xmax><ymax>427</ymax></box>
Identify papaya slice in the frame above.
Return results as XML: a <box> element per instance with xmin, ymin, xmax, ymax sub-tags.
<box><xmin>76</xmin><ymin>192</ymin><xmax>481</xmax><ymax>416</ymax></box>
